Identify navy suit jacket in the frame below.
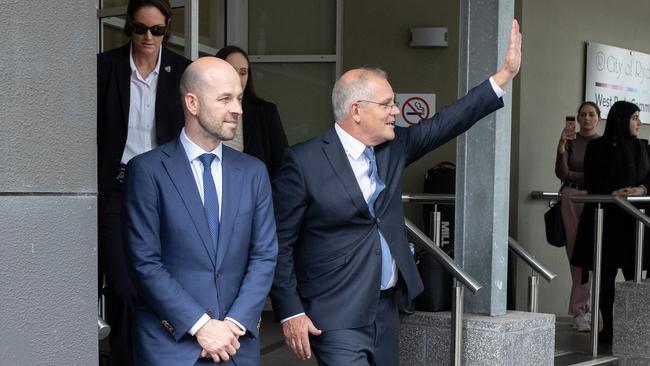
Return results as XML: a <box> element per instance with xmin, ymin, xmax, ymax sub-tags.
<box><xmin>270</xmin><ymin>80</ymin><xmax>503</xmax><ymax>331</ymax></box>
<box><xmin>124</xmin><ymin>137</ymin><xmax>278</xmax><ymax>366</ymax></box>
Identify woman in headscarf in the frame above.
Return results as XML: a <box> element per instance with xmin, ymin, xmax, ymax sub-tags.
<box><xmin>573</xmin><ymin>100</ymin><xmax>650</xmax><ymax>343</ymax></box>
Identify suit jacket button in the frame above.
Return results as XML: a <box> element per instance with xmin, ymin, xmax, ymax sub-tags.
<box><xmin>375</xmin><ymin>249</ymin><xmax>381</xmax><ymax>255</ymax></box>
<box><xmin>207</xmin><ymin>309</ymin><xmax>214</xmax><ymax>318</ymax></box>
<box><xmin>376</xmin><ymin>218</ymin><xmax>381</xmax><ymax>224</ymax></box>
<box><xmin>161</xmin><ymin>320</ymin><xmax>174</xmax><ymax>335</ymax></box>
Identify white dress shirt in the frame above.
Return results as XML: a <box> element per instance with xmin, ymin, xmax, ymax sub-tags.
<box><xmin>121</xmin><ymin>45</ymin><xmax>162</xmax><ymax>164</ymax></box>
<box><xmin>179</xmin><ymin>129</ymin><xmax>246</xmax><ymax>335</ymax></box>
<box><xmin>335</xmin><ymin>123</ymin><xmax>398</xmax><ymax>289</ymax></box>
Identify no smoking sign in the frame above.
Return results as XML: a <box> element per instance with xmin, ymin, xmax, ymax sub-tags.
<box><xmin>395</xmin><ymin>93</ymin><xmax>436</xmax><ymax>127</ymax></box>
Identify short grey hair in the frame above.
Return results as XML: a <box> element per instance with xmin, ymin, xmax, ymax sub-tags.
<box><xmin>331</xmin><ymin>67</ymin><xmax>388</xmax><ymax>121</ymax></box>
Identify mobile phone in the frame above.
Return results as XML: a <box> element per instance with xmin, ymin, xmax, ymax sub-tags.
<box><xmin>565</xmin><ymin>116</ymin><xmax>576</xmax><ymax>131</ymax></box>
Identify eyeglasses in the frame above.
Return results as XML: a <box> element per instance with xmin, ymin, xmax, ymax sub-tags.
<box><xmin>356</xmin><ymin>99</ymin><xmax>400</xmax><ymax>109</ymax></box>
<box><xmin>131</xmin><ymin>22</ymin><xmax>167</xmax><ymax>37</ymax></box>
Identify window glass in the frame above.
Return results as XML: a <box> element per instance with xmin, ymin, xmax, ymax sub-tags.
<box><xmin>248</xmin><ymin>0</ymin><xmax>335</xmax><ymax>55</ymax></box>
<box><xmin>253</xmin><ymin>63</ymin><xmax>335</xmax><ymax>144</ymax></box>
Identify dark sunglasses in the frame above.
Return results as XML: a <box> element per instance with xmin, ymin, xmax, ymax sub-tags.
<box><xmin>131</xmin><ymin>22</ymin><xmax>167</xmax><ymax>37</ymax></box>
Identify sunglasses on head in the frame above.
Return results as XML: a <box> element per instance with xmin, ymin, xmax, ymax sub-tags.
<box><xmin>131</xmin><ymin>22</ymin><xmax>167</xmax><ymax>37</ymax></box>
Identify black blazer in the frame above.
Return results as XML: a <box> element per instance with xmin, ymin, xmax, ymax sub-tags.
<box><xmin>572</xmin><ymin>137</ymin><xmax>650</xmax><ymax>272</ymax></box>
<box><xmin>97</xmin><ymin>43</ymin><xmax>190</xmax><ymax>202</ymax></box>
<box><xmin>242</xmin><ymin>99</ymin><xmax>288</xmax><ymax>178</ymax></box>
<box><xmin>270</xmin><ymin>80</ymin><xmax>503</xmax><ymax>331</ymax></box>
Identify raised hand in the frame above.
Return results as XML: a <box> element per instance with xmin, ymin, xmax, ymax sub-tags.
<box><xmin>493</xmin><ymin>19</ymin><xmax>522</xmax><ymax>89</ymax></box>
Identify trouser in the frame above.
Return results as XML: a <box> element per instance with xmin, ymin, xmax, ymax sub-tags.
<box><xmin>560</xmin><ymin>186</ymin><xmax>591</xmax><ymax>316</ymax></box>
<box><xmin>310</xmin><ymin>292</ymin><xmax>400</xmax><ymax>366</ymax></box>
<box><xmin>598</xmin><ymin>266</ymin><xmax>633</xmax><ymax>342</ymax></box>
<box><xmin>99</xmin><ymin>184</ymin><xmax>136</xmax><ymax>366</ymax></box>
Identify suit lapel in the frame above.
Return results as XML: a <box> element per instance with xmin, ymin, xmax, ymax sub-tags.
<box><xmin>155</xmin><ymin>47</ymin><xmax>173</xmax><ymax>132</ymax></box>
<box><xmin>161</xmin><ymin>138</ymin><xmax>217</xmax><ymax>267</ymax></box>
<box><xmin>116</xmin><ymin>44</ymin><xmax>131</xmax><ymax>131</ymax></box>
<box><xmin>215</xmin><ymin>147</ymin><xmax>243</xmax><ymax>270</ymax></box>
<box><xmin>322</xmin><ymin>127</ymin><xmax>372</xmax><ymax>218</ymax></box>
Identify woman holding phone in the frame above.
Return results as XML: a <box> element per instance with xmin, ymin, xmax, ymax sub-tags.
<box><xmin>555</xmin><ymin>101</ymin><xmax>601</xmax><ymax>332</ymax></box>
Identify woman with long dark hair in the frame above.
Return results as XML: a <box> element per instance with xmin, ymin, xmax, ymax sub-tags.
<box><xmin>573</xmin><ymin>100</ymin><xmax>650</xmax><ymax>342</ymax></box>
<box><xmin>216</xmin><ymin>45</ymin><xmax>289</xmax><ymax>178</ymax></box>
<box><xmin>555</xmin><ymin>101</ymin><xmax>600</xmax><ymax>332</ymax></box>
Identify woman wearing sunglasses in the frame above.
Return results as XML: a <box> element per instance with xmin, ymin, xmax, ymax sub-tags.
<box><xmin>97</xmin><ymin>1</ymin><xmax>190</xmax><ymax>365</ymax></box>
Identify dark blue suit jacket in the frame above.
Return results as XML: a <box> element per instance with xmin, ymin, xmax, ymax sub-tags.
<box><xmin>270</xmin><ymin>80</ymin><xmax>503</xmax><ymax>331</ymax></box>
<box><xmin>125</xmin><ymin>137</ymin><xmax>278</xmax><ymax>365</ymax></box>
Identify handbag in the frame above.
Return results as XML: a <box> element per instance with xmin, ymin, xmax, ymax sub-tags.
<box><xmin>544</xmin><ymin>200</ymin><xmax>566</xmax><ymax>247</ymax></box>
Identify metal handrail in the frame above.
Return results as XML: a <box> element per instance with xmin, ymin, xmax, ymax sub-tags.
<box><xmin>508</xmin><ymin>236</ymin><xmax>557</xmax><ymax>282</ymax></box>
<box><xmin>98</xmin><ymin>317</ymin><xmax>111</xmax><ymax>340</ymax></box>
<box><xmin>403</xmin><ymin>192</ymin><xmax>558</xmax><ymax>365</ymax></box>
<box><xmin>402</xmin><ymin>193</ymin><xmax>556</xmax><ymax>310</ymax></box>
<box><xmin>531</xmin><ymin>190</ymin><xmax>650</xmax><ymax>203</ymax></box>
<box><xmin>531</xmin><ymin>190</ymin><xmax>649</xmax><ymax>356</ymax></box>
<box><xmin>402</xmin><ymin>193</ymin><xmax>455</xmax><ymax>204</ymax></box>
<box><xmin>404</xmin><ymin>218</ymin><xmax>481</xmax><ymax>366</ymax></box>
<box><xmin>405</xmin><ymin>218</ymin><xmax>482</xmax><ymax>293</ymax></box>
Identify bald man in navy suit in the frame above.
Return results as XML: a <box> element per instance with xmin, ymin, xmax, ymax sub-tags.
<box><xmin>125</xmin><ymin>57</ymin><xmax>277</xmax><ymax>365</ymax></box>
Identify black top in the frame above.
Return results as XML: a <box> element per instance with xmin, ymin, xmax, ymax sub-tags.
<box><xmin>572</xmin><ymin>137</ymin><xmax>650</xmax><ymax>272</ymax></box>
<box><xmin>242</xmin><ymin>98</ymin><xmax>288</xmax><ymax>179</ymax></box>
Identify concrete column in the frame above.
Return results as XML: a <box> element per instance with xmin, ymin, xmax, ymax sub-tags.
<box><xmin>0</xmin><ymin>2</ymin><xmax>97</xmax><ymax>365</ymax></box>
<box><xmin>455</xmin><ymin>0</ymin><xmax>514</xmax><ymax>315</ymax></box>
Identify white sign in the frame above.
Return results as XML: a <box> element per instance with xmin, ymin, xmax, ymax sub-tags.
<box><xmin>585</xmin><ymin>42</ymin><xmax>650</xmax><ymax>123</ymax></box>
<box><xmin>395</xmin><ymin>93</ymin><xmax>436</xmax><ymax>127</ymax></box>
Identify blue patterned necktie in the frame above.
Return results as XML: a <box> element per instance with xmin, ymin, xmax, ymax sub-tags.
<box><xmin>363</xmin><ymin>147</ymin><xmax>393</xmax><ymax>289</ymax></box>
<box><xmin>199</xmin><ymin>153</ymin><xmax>220</xmax><ymax>250</ymax></box>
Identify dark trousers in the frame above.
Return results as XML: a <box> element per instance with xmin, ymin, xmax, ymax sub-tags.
<box><xmin>310</xmin><ymin>294</ymin><xmax>400</xmax><ymax>366</ymax></box>
<box><xmin>99</xmin><ymin>185</ymin><xmax>136</xmax><ymax>366</ymax></box>
<box><xmin>599</xmin><ymin>265</ymin><xmax>633</xmax><ymax>342</ymax></box>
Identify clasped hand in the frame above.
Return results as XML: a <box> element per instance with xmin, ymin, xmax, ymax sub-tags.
<box><xmin>613</xmin><ymin>186</ymin><xmax>645</xmax><ymax>196</ymax></box>
<box><xmin>196</xmin><ymin>319</ymin><xmax>246</xmax><ymax>363</ymax></box>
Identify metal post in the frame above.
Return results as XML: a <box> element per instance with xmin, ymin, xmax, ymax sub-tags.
<box><xmin>451</xmin><ymin>279</ymin><xmax>464</xmax><ymax>366</ymax></box>
<box><xmin>98</xmin><ymin>317</ymin><xmax>111</xmax><ymax>340</ymax></box>
<box><xmin>635</xmin><ymin>209</ymin><xmax>645</xmax><ymax>283</ymax></box>
<box><xmin>433</xmin><ymin>204</ymin><xmax>442</xmax><ymax>247</ymax></box>
<box><xmin>527</xmin><ymin>273</ymin><xmax>539</xmax><ymax>313</ymax></box>
<box><xmin>590</xmin><ymin>204</ymin><xmax>604</xmax><ymax>356</ymax></box>
<box><xmin>184</xmin><ymin>0</ymin><xmax>199</xmax><ymax>60</ymax></box>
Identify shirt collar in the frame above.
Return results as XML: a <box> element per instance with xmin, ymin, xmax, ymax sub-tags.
<box><xmin>334</xmin><ymin>123</ymin><xmax>368</xmax><ymax>160</ymax></box>
<box><xmin>129</xmin><ymin>43</ymin><xmax>162</xmax><ymax>79</ymax></box>
<box><xmin>180</xmin><ymin>128</ymin><xmax>222</xmax><ymax>163</ymax></box>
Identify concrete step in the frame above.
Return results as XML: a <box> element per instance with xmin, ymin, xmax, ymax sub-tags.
<box><xmin>555</xmin><ymin>351</ymin><xmax>617</xmax><ymax>366</ymax></box>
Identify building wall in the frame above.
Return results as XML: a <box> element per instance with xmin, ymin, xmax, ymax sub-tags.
<box><xmin>516</xmin><ymin>0</ymin><xmax>650</xmax><ymax>315</ymax></box>
<box><xmin>0</xmin><ymin>2</ymin><xmax>97</xmax><ymax>365</ymax></box>
<box><xmin>343</xmin><ymin>0</ymin><xmax>461</xmax><ymax>227</ymax></box>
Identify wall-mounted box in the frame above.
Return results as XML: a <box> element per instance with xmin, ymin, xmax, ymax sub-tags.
<box><xmin>409</xmin><ymin>27</ymin><xmax>448</xmax><ymax>47</ymax></box>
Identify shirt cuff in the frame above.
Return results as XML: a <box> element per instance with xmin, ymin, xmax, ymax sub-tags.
<box><xmin>225</xmin><ymin>317</ymin><xmax>247</xmax><ymax>333</ymax></box>
<box><xmin>489</xmin><ymin>77</ymin><xmax>506</xmax><ymax>98</ymax></box>
<box><xmin>189</xmin><ymin>313</ymin><xmax>211</xmax><ymax>336</ymax></box>
<box><xmin>281</xmin><ymin>313</ymin><xmax>306</xmax><ymax>323</ymax></box>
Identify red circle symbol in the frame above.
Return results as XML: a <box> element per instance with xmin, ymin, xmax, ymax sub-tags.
<box><xmin>401</xmin><ymin>97</ymin><xmax>430</xmax><ymax>125</ymax></box>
